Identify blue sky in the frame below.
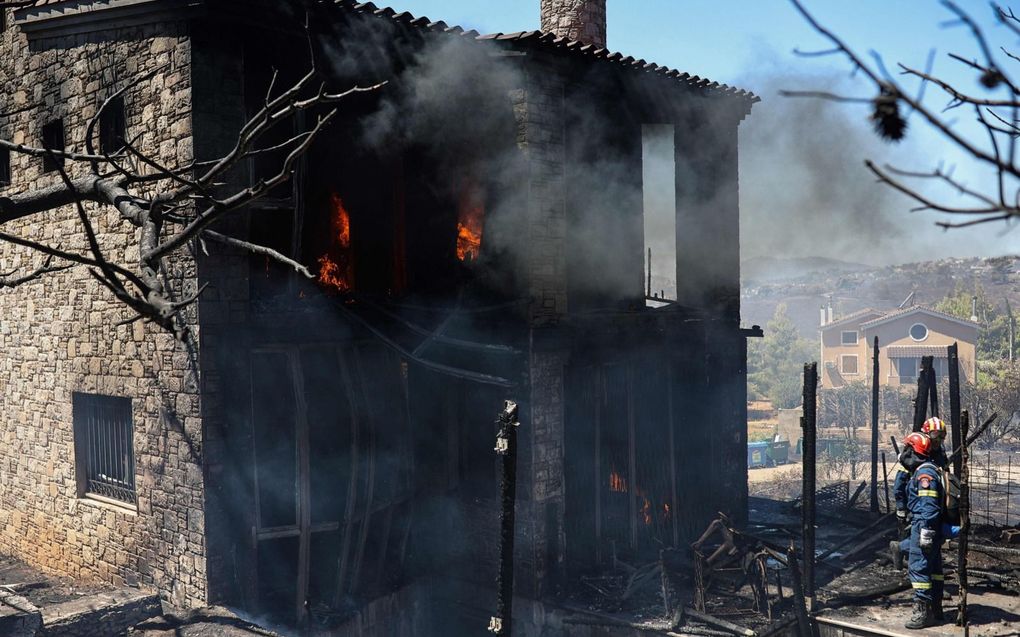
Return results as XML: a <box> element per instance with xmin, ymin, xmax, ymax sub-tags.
<box><xmin>385</xmin><ymin>1</ymin><xmax>1019</xmax><ymax>263</ymax></box>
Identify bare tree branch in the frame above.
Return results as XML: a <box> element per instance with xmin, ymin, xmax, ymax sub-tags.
<box><xmin>0</xmin><ymin>29</ymin><xmax>386</xmax><ymax>338</ymax></box>
<box><xmin>789</xmin><ymin>0</ymin><xmax>1020</xmax><ymax>228</ymax></box>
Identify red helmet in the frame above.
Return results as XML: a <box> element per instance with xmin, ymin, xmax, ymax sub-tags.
<box><xmin>904</xmin><ymin>432</ymin><xmax>932</xmax><ymax>458</ymax></box>
<box><xmin>922</xmin><ymin>417</ymin><xmax>947</xmax><ymax>443</ymax></box>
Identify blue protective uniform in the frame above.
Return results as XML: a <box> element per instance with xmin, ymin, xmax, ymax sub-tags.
<box><xmin>894</xmin><ymin>445</ymin><xmax>948</xmax><ymax>514</ymax></box>
<box><xmin>906</xmin><ymin>462</ymin><xmax>944</xmax><ymax>604</ymax></box>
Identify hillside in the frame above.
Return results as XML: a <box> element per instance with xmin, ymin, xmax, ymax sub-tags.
<box><xmin>742</xmin><ymin>256</ymin><xmax>1020</xmax><ymax>338</ymax></box>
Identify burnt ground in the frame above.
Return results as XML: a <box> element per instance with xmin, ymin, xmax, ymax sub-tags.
<box><xmin>0</xmin><ymin>552</ymin><xmax>109</xmax><ymax>607</ymax></box>
<box><xmin>128</xmin><ymin>607</ymin><xmax>281</xmax><ymax>637</ymax></box>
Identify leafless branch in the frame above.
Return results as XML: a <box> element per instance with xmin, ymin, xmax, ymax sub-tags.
<box><xmin>0</xmin><ymin>31</ymin><xmax>385</xmax><ymax>338</ymax></box>
<box><xmin>789</xmin><ymin>0</ymin><xmax>1020</xmax><ymax>228</ymax></box>
<box><xmin>0</xmin><ymin>255</ymin><xmax>73</xmax><ymax>288</ymax></box>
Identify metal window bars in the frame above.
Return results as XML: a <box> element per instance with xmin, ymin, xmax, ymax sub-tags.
<box><xmin>73</xmin><ymin>393</ymin><xmax>136</xmax><ymax>505</ymax></box>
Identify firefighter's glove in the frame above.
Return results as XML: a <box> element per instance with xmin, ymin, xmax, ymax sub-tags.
<box><xmin>919</xmin><ymin>528</ymin><xmax>936</xmax><ymax>550</ymax></box>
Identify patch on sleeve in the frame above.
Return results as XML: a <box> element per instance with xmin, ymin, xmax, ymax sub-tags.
<box><xmin>919</xmin><ymin>476</ymin><xmax>931</xmax><ymax>489</ymax></box>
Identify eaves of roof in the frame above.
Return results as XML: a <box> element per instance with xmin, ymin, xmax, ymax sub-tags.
<box><xmin>859</xmin><ymin>305</ymin><xmax>981</xmax><ymax>331</ymax></box>
<box><xmin>19</xmin><ymin>0</ymin><xmax>759</xmax><ymax>107</ymax></box>
<box><xmin>819</xmin><ymin>308</ymin><xmax>885</xmax><ymax>332</ymax></box>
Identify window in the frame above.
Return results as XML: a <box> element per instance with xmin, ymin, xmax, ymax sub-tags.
<box><xmin>909</xmin><ymin>322</ymin><xmax>929</xmax><ymax>342</ymax></box>
<box><xmin>641</xmin><ymin>124</ymin><xmax>677</xmax><ymax>301</ymax></box>
<box><xmin>73</xmin><ymin>393</ymin><xmax>136</xmax><ymax>506</ymax></box>
<box><xmin>841</xmin><ymin>355</ymin><xmax>859</xmax><ymax>375</ymax></box>
<box><xmin>897</xmin><ymin>357</ymin><xmax>919</xmax><ymax>382</ymax></box>
<box><xmin>98</xmin><ymin>95</ymin><xmax>126</xmax><ymax>154</ymax></box>
<box><xmin>0</xmin><ymin>146</ymin><xmax>9</xmax><ymax>187</ymax></box>
<box><xmin>841</xmin><ymin>330</ymin><xmax>859</xmax><ymax>345</ymax></box>
<box><xmin>41</xmin><ymin>119</ymin><xmax>65</xmax><ymax>172</ymax></box>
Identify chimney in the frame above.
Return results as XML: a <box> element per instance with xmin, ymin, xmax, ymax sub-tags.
<box><xmin>826</xmin><ymin>298</ymin><xmax>833</xmax><ymax>325</ymax></box>
<box><xmin>819</xmin><ymin>306</ymin><xmax>827</xmax><ymax>327</ymax></box>
<box><xmin>541</xmin><ymin>0</ymin><xmax>607</xmax><ymax>48</ymax></box>
<box><xmin>971</xmin><ymin>295</ymin><xmax>979</xmax><ymax>322</ymax></box>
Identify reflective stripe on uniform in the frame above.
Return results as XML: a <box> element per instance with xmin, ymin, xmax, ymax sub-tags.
<box><xmin>911</xmin><ymin>582</ymin><xmax>932</xmax><ymax>590</ymax></box>
<box><xmin>897</xmin><ymin>466</ymin><xmax>909</xmax><ymax>473</ymax></box>
<box><xmin>918</xmin><ymin>489</ymin><xmax>939</xmax><ymax>497</ymax></box>
<box><xmin>932</xmin><ymin>574</ymin><xmax>944</xmax><ymax>581</ymax></box>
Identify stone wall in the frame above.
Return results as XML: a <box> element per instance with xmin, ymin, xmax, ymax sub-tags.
<box><xmin>540</xmin><ymin>0</ymin><xmax>607</xmax><ymax>48</ymax></box>
<box><xmin>0</xmin><ymin>11</ymin><xmax>207</xmax><ymax>608</ymax></box>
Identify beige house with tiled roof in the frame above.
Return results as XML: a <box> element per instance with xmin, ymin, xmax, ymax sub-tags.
<box><xmin>820</xmin><ymin>306</ymin><xmax>978</xmax><ymax>389</ymax></box>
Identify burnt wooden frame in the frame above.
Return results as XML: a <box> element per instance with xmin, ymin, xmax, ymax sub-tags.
<box><xmin>248</xmin><ymin>341</ymin><xmax>414</xmax><ymax>625</ymax></box>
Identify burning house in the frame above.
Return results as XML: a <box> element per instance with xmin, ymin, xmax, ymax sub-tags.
<box><xmin>0</xmin><ymin>0</ymin><xmax>758</xmax><ymax>634</ymax></box>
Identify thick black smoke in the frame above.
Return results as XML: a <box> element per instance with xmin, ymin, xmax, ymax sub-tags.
<box><xmin>738</xmin><ymin>72</ymin><xmax>926</xmax><ymax>265</ymax></box>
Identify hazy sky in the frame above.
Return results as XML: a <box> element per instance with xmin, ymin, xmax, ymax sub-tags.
<box><xmin>385</xmin><ymin>0</ymin><xmax>1019</xmax><ymax>264</ymax></box>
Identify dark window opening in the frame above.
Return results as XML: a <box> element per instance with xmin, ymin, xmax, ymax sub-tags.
<box><xmin>41</xmin><ymin>120</ymin><xmax>65</xmax><ymax>173</ymax></box>
<box><xmin>248</xmin><ymin>208</ymin><xmax>296</xmax><ymax>302</ymax></box>
<box><xmin>99</xmin><ymin>95</ymin><xmax>126</xmax><ymax>154</ymax></box>
<box><xmin>72</xmin><ymin>393</ymin><xmax>136</xmax><ymax>505</ymax></box>
<box><xmin>0</xmin><ymin>147</ymin><xmax>10</xmax><ymax>187</ymax></box>
<box><xmin>1</xmin><ymin>10</ymin><xmax>7</xmax><ymax>34</ymax></box>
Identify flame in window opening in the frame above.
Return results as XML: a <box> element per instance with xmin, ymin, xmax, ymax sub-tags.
<box><xmin>317</xmin><ymin>193</ymin><xmax>354</xmax><ymax>292</ymax></box>
<box><xmin>456</xmin><ymin>180</ymin><xmax>484</xmax><ymax>262</ymax></box>
<box><xmin>609</xmin><ymin>467</ymin><xmax>628</xmax><ymax>493</ymax></box>
<box><xmin>640</xmin><ymin>495</ymin><xmax>653</xmax><ymax>526</ymax></box>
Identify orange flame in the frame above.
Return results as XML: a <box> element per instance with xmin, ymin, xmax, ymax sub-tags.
<box><xmin>317</xmin><ymin>193</ymin><xmax>354</xmax><ymax>292</ymax></box>
<box><xmin>640</xmin><ymin>496</ymin><xmax>652</xmax><ymax>526</ymax></box>
<box><xmin>456</xmin><ymin>181</ymin><xmax>484</xmax><ymax>261</ymax></box>
<box><xmin>609</xmin><ymin>468</ymin><xmax>628</xmax><ymax>493</ymax></box>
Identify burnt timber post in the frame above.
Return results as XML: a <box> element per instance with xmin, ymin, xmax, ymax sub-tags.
<box><xmin>870</xmin><ymin>337</ymin><xmax>880</xmax><ymax>513</ymax></box>
<box><xmin>948</xmin><ymin>343</ymin><xmax>963</xmax><ymax>476</ymax></box>
<box><xmin>926</xmin><ymin>358</ymin><xmax>939</xmax><ymax>418</ymax></box>
<box><xmin>911</xmin><ymin>356</ymin><xmax>932</xmax><ymax>432</ymax></box>
<box><xmin>801</xmin><ymin>362</ymin><xmax>817</xmax><ymax>611</ymax></box>
<box><xmin>489</xmin><ymin>400</ymin><xmax>520</xmax><ymax>637</ymax></box>
<box><xmin>957</xmin><ymin>410</ymin><xmax>970</xmax><ymax>632</ymax></box>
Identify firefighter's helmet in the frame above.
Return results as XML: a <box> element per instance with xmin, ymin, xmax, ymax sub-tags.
<box><xmin>904</xmin><ymin>432</ymin><xmax>933</xmax><ymax>458</ymax></box>
<box><xmin>922</xmin><ymin>416</ymin><xmax>948</xmax><ymax>443</ymax></box>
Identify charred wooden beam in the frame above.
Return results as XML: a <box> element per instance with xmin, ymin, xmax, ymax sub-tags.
<box><xmin>881</xmin><ymin>452</ymin><xmax>891</xmax><ymax>513</ymax></box>
<box><xmin>957</xmin><ymin>410</ymin><xmax>970</xmax><ymax>629</ymax></box>
<box><xmin>786</xmin><ymin>545</ymin><xmax>812</xmax><ymax>637</ymax></box>
<box><xmin>926</xmin><ymin>356</ymin><xmax>940</xmax><ymax>418</ymax></box>
<box><xmin>870</xmin><ymin>336</ymin><xmax>880</xmax><ymax>512</ymax></box>
<box><xmin>684</xmin><ymin>607</ymin><xmax>756</xmax><ymax>637</ymax></box>
<box><xmin>489</xmin><ymin>400</ymin><xmax>520</xmax><ymax>637</ymax></box>
<box><xmin>801</xmin><ymin>362</ymin><xmax>818</xmax><ymax>611</ymax></box>
<box><xmin>911</xmin><ymin>356</ymin><xmax>932</xmax><ymax>432</ymax></box>
<box><xmin>948</xmin><ymin>343</ymin><xmax>963</xmax><ymax>476</ymax></box>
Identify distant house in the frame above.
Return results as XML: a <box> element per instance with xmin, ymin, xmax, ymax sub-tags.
<box><xmin>820</xmin><ymin>306</ymin><xmax>979</xmax><ymax>389</ymax></box>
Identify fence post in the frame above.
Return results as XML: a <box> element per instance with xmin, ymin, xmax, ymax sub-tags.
<box><xmin>802</xmin><ymin>363</ymin><xmax>818</xmax><ymax>612</ymax></box>
<box><xmin>957</xmin><ymin>410</ymin><xmax>970</xmax><ymax>631</ymax></box>
<box><xmin>948</xmin><ymin>343</ymin><xmax>962</xmax><ymax>477</ymax></box>
<box><xmin>871</xmin><ymin>337</ymin><xmax>880</xmax><ymax>513</ymax></box>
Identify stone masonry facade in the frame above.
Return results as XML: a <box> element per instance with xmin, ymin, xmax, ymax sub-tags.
<box><xmin>0</xmin><ymin>10</ymin><xmax>208</xmax><ymax>608</ymax></box>
<box><xmin>540</xmin><ymin>0</ymin><xmax>607</xmax><ymax>48</ymax></box>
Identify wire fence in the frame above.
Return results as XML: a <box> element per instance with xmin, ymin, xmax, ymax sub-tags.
<box><xmin>968</xmin><ymin>450</ymin><xmax>1020</xmax><ymax>527</ymax></box>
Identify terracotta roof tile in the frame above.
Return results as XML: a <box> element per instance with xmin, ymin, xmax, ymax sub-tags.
<box><xmin>18</xmin><ymin>0</ymin><xmax>759</xmax><ymax>105</ymax></box>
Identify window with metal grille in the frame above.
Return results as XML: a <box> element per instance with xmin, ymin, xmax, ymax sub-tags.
<box><xmin>73</xmin><ymin>393</ymin><xmax>136</xmax><ymax>505</ymax></box>
<box><xmin>41</xmin><ymin>119</ymin><xmax>65</xmax><ymax>173</ymax></box>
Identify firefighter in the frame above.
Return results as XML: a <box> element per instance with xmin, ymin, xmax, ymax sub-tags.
<box><xmin>894</xmin><ymin>418</ymin><xmax>949</xmax><ymax>531</ymax></box>
<box><xmin>902</xmin><ymin>432</ymin><xmax>946</xmax><ymax>629</ymax></box>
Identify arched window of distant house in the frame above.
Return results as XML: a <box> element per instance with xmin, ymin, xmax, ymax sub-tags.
<box><xmin>909</xmin><ymin>323</ymin><xmax>929</xmax><ymax>342</ymax></box>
